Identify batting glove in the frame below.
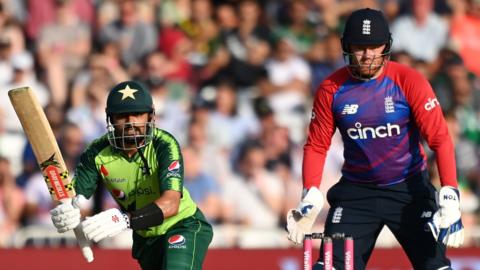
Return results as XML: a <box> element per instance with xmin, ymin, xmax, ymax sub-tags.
<box><xmin>81</xmin><ymin>208</ymin><xmax>129</xmax><ymax>243</ymax></box>
<box><xmin>427</xmin><ymin>186</ymin><xmax>464</xmax><ymax>248</ymax></box>
<box><xmin>50</xmin><ymin>195</ymin><xmax>85</xmax><ymax>233</ymax></box>
<box><xmin>286</xmin><ymin>187</ymin><xmax>324</xmax><ymax>245</ymax></box>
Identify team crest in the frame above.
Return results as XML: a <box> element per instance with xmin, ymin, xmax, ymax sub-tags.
<box><xmin>384</xmin><ymin>96</ymin><xmax>394</xmax><ymax>113</ymax></box>
<box><xmin>362</xmin><ymin>19</ymin><xmax>371</xmax><ymax>35</ymax></box>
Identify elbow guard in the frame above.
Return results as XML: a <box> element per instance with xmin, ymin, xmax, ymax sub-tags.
<box><xmin>130</xmin><ymin>203</ymin><xmax>164</xmax><ymax>230</ymax></box>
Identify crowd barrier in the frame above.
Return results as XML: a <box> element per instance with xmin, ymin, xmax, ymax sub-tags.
<box><xmin>1</xmin><ymin>247</ymin><xmax>479</xmax><ymax>270</ymax></box>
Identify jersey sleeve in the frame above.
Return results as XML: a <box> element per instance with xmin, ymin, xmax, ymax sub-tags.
<box><xmin>303</xmin><ymin>82</ymin><xmax>337</xmax><ymax>189</ymax></box>
<box><xmin>402</xmin><ymin>70</ymin><xmax>457</xmax><ymax>187</ymax></box>
<box><xmin>73</xmin><ymin>139</ymin><xmax>106</xmax><ymax>199</ymax></box>
<box><xmin>154</xmin><ymin>131</ymin><xmax>184</xmax><ymax>193</ymax></box>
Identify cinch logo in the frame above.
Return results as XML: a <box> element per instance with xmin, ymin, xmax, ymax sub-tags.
<box><xmin>347</xmin><ymin>122</ymin><xmax>400</xmax><ymax>140</ymax></box>
<box><xmin>424</xmin><ymin>98</ymin><xmax>439</xmax><ymax>111</ymax></box>
<box><xmin>342</xmin><ymin>104</ymin><xmax>358</xmax><ymax>115</ymax></box>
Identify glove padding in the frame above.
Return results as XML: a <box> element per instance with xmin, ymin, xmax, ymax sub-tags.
<box><xmin>427</xmin><ymin>186</ymin><xmax>464</xmax><ymax>248</ymax></box>
<box><xmin>50</xmin><ymin>195</ymin><xmax>85</xmax><ymax>233</ymax></box>
<box><xmin>81</xmin><ymin>208</ymin><xmax>129</xmax><ymax>243</ymax></box>
<box><xmin>286</xmin><ymin>187</ymin><xmax>324</xmax><ymax>245</ymax></box>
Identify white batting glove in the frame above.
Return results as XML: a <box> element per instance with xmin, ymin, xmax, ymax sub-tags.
<box><xmin>427</xmin><ymin>186</ymin><xmax>464</xmax><ymax>248</ymax></box>
<box><xmin>81</xmin><ymin>208</ymin><xmax>130</xmax><ymax>243</ymax></box>
<box><xmin>286</xmin><ymin>187</ymin><xmax>324</xmax><ymax>245</ymax></box>
<box><xmin>50</xmin><ymin>195</ymin><xmax>85</xmax><ymax>233</ymax></box>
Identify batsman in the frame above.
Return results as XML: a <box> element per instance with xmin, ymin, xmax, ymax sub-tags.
<box><xmin>49</xmin><ymin>81</ymin><xmax>213</xmax><ymax>270</ymax></box>
<box><xmin>286</xmin><ymin>8</ymin><xmax>464</xmax><ymax>270</ymax></box>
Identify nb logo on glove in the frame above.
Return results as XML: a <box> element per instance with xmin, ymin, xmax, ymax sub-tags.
<box><xmin>301</xmin><ymin>205</ymin><xmax>314</xmax><ymax>216</ymax></box>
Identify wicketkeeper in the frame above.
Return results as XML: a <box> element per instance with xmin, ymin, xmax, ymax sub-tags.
<box><xmin>286</xmin><ymin>8</ymin><xmax>464</xmax><ymax>270</ymax></box>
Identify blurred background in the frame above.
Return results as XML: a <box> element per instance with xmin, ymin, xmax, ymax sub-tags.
<box><xmin>0</xmin><ymin>0</ymin><xmax>479</xmax><ymax>269</ymax></box>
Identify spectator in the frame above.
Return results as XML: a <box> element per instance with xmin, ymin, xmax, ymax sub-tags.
<box><xmin>450</xmin><ymin>0</ymin><xmax>480</xmax><ymax>77</ymax></box>
<box><xmin>221</xmin><ymin>141</ymin><xmax>284</xmax><ymax>228</ymax></box>
<box><xmin>158</xmin><ymin>27</ymin><xmax>193</xmax><ymax>84</ymax></box>
<box><xmin>1</xmin><ymin>53</ymin><xmax>49</xmax><ymax>134</ymax></box>
<box><xmin>98</xmin><ymin>0</ymin><xmax>157</xmax><ymax>71</ymax></box>
<box><xmin>70</xmin><ymin>50</ymin><xmax>128</xmax><ymax>109</ymax></box>
<box><xmin>145</xmin><ymin>76</ymin><xmax>190</xmax><ymax>144</ymax></box>
<box><xmin>0</xmin><ymin>156</ymin><xmax>24</xmax><ymax>247</ymax></box>
<box><xmin>158</xmin><ymin>0</ymin><xmax>191</xmax><ymax>27</ymax></box>
<box><xmin>216</xmin><ymin>0</ymin><xmax>272</xmax><ymax>88</ymax></box>
<box><xmin>182</xmin><ymin>146</ymin><xmax>221</xmax><ymax>223</ymax></box>
<box><xmin>308</xmin><ymin>32</ymin><xmax>344</xmax><ymax>93</ymax></box>
<box><xmin>179</xmin><ymin>0</ymin><xmax>218</xmax><ymax>67</ymax></box>
<box><xmin>25</xmin><ymin>0</ymin><xmax>94</xmax><ymax>41</ymax></box>
<box><xmin>36</xmin><ymin>0</ymin><xmax>91</xmax><ymax>106</ymax></box>
<box><xmin>273</xmin><ymin>0</ymin><xmax>316</xmax><ymax>55</ymax></box>
<box><xmin>265</xmin><ymin>37</ymin><xmax>311</xmax><ymax>144</ymax></box>
<box><xmin>206</xmin><ymin>80</ymin><xmax>259</xmax><ymax>150</ymax></box>
<box><xmin>391</xmin><ymin>0</ymin><xmax>449</xmax><ymax>62</ymax></box>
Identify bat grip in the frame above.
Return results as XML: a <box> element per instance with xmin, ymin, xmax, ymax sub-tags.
<box><xmin>73</xmin><ymin>226</ymin><xmax>94</xmax><ymax>263</ymax></box>
<box><xmin>61</xmin><ymin>198</ymin><xmax>94</xmax><ymax>263</ymax></box>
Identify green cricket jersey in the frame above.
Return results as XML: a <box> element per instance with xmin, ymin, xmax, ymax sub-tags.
<box><xmin>73</xmin><ymin>128</ymin><xmax>197</xmax><ymax>237</ymax></box>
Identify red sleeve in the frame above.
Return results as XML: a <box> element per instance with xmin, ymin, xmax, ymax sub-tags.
<box><xmin>303</xmin><ymin>81</ymin><xmax>337</xmax><ymax>189</ymax></box>
<box><xmin>401</xmin><ymin>68</ymin><xmax>457</xmax><ymax>187</ymax></box>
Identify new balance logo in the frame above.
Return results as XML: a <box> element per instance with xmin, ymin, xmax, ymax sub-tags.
<box><xmin>332</xmin><ymin>207</ymin><xmax>343</xmax><ymax>223</ymax></box>
<box><xmin>342</xmin><ymin>104</ymin><xmax>358</xmax><ymax>115</ymax></box>
<box><xmin>362</xmin><ymin>19</ymin><xmax>371</xmax><ymax>35</ymax></box>
<box><xmin>421</xmin><ymin>211</ymin><xmax>432</xmax><ymax>218</ymax></box>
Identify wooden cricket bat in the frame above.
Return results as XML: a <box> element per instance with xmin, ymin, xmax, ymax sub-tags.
<box><xmin>8</xmin><ymin>87</ymin><xmax>94</xmax><ymax>262</ymax></box>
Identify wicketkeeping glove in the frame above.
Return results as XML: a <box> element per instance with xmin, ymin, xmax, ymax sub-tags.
<box><xmin>50</xmin><ymin>195</ymin><xmax>85</xmax><ymax>233</ymax></box>
<box><xmin>427</xmin><ymin>186</ymin><xmax>464</xmax><ymax>248</ymax></box>
<box><xmin>286</xmin><ymin>187</ymin><xmax>324</xmax><ymax>245</ymax></box>
<box><xmin>81</xmin><ymin>208</ymin><xmax>130</xmax><ymax>243</ymax></box>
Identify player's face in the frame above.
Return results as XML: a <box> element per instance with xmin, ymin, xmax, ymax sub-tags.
<box><xmin>349</xmin><ymin>44</ymin><xmax>387</xmax><ymax>78</ymax></box>
<box><xmin>111</xmin><ymin>112</ymin><xmax>149</xmax><ymax>145</ymax></box>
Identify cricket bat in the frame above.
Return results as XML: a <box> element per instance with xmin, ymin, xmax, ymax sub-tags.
<box><xmin>8</xmin><ymin>87</ymin><xmax>94</xmax><ymax>262</ymax></box>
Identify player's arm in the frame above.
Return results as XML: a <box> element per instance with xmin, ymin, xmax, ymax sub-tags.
<box><xmin>404</xmin><ymin>70</ymin><xmax>457</xmax><ymax>187</ymax></box>
<box><xmin>287</xmin><ymin>82</ymin><xmax>337</xmax><ymax>244</ymax></box>
<box><xmin>404</xmin><ymin>69</ymin><xmax>464</xmax><ymax>248</ymax></box>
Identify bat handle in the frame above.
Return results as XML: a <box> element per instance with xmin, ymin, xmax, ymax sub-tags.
<box><xmin>73</xmin><ymin>226</ymin><xmax>94</xmax><ymax>262</ymax></box>
<box><xmin>61</xmin><ymin>197</ymin><xmax>94</xmax><ymax>263</ymax></box>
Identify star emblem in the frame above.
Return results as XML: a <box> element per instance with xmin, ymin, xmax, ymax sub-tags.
<box><xmin>118</xmin><ymin>84</ymin><xmax>138</xmax><ymax>100</ymax></box>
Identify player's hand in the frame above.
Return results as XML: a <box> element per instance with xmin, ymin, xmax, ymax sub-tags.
<box><xmin>81</xmin><ymin>208</ymin><xmax>129</xmax><ymax>243</ymax></box>
<box><xmin>50</xmin><ymin>195</ymin><xmax>85</xmax><ymax>233</ymax></box>
<box><xmin>286</xmin><ymin>187</ymin><xmax>324</xmax><ymax>245</ymax></box>
<box><xmin>427</xmin><ymin>186</ymin><xmax>464</xmax><ymax>248</ymax></box>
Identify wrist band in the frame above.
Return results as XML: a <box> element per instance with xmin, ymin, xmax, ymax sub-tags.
<box><xmin>130</xmin><ymin>203</ymin><xmax>164</xmax><ymax>230</ymax></box>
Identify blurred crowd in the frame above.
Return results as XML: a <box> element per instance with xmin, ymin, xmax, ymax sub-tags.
<box><xmin>0</xmin><ymin>0</ymin><xmax>480</xmax><ymax>249</ymax></box>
